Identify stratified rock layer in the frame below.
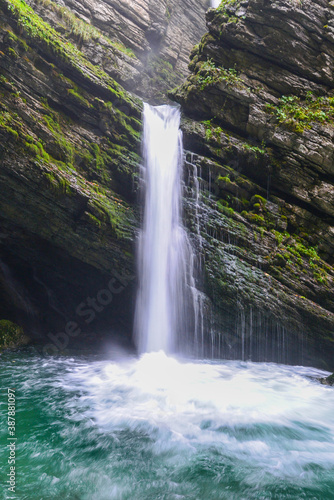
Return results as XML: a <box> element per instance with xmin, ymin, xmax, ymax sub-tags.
<box><xmin>25</xmin><ymin>0</ymin><xmax>208</xmax><ymax>101</ymax></box>
<box><xmin>0</xmin><ymin>0</ymin><xmax>142</xmax><ymax>343</ymax></box>
<box><xmin>0</xmin><ymin>0</ymin><xmax>207</xmax><ymax>346</ymax></box>
<box><xmin>170</xmin><ymin>0</ymin><xmax>334</xmax><ymax>369</ymax></box>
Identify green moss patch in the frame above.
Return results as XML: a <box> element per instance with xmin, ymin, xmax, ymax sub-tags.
<box><xmin>0</xmin><ymin>319</ymin><xmax>29</xmax><ymax>350</ymax></box>
<box><xmin>265</xmin><ymin>93</ymin><xmax>334</xmax><ymax>133</ymax></box>
<box><xmin>194</xmin><ymin>59</ymin><xmax>248</xmax><ymax>92</ymax></box>
<box><xmin>269</xmin><ymin>231</ymin><xmax>332</xmax><ymax>286</ymax></box>
<box><xmin>0</xmin><ymin>0</ymin><xmax>139</xmax><ymax>112</ymax></box>
<box><xmin>216</xmin><ymin>0</ymin><xmax>244</xmax><ymax>23</ymax></box>
<box><xmin>36</xmin><ymin>0</ymin><xmax>136</xmax><ymax>57</ymax></box>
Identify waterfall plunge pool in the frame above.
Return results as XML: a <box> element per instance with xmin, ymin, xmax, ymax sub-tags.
<box><xmin>1</xmin><ymin>348</ymin><xmax>334</xmax><ymax>499</ymax></box>
<box><xmin>2</xmin><ymin>105</ymin><xmax>332</xmax><ymax>499</ymax></box>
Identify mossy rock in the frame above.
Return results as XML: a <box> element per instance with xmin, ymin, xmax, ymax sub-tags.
<box><xmin>0</xmin><ymin>319</ymin><xmax>30</xmax><ymax>350</ymax></box>
<box><xmin>250</xmin><ymin>195</ymin><xmax>267</xmax><ymax>207</ymax></box>
<box><xmin>320</xmin><ymin>373</ymin><xmax>334</xmax><ymax>386</ymax></box>
<box><xmin>273</xmin><ymin>253</ymin><xmax>287</xmax><ymax>268</ymax></box>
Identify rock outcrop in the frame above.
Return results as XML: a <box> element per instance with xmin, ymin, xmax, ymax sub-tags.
<box><xmin>320</xmin><ymin>372</ymin><xmax>334</xmax><ymax>386</ymax></box>
<box><xmin>0</xmin><ymin>319</ymin><xmax>30</xmax><ymax>350</ymax></box>
<box><xmin>170</xmin><ymin>0</ymin><xmax>334</xmax><ymax>369</ymax></box>
<box><xmin>0</xmin><ymin>0</ymin><xmax>142</xmax><ymax>345</ymax></box>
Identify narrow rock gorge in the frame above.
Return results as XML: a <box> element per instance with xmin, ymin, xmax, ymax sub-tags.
<box><xmin>0</xmin><ymin>0</ymin><xmax>333</xmax><ymax>370</ymax></box>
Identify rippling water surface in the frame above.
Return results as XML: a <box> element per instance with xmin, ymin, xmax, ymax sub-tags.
<box><xmin>1</xmin><ymin>348</ymin><xmax>334</xmax><ymax>499</ymax></box>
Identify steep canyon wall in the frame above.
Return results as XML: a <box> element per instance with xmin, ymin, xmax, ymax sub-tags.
<box><xmin>0</xmin><ymin>0</ymin><xmax>333</xmax><ymax>369</ymax></box>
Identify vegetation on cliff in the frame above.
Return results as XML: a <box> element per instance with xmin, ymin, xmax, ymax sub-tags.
<box><xmin>0</xmin><ymin>0</ymin><xmax>144</xmax><ymax>339</ymax></box>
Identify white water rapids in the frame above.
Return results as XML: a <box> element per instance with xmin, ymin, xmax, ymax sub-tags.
<box><xmin>5</xmin><ymin>351</ymin><xmax>333</xmax><ymax>499</ymax></box>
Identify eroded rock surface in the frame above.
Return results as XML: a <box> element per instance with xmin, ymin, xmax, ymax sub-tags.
<box><xmin>0</xmin><ymin>0</ymin><xmax>143</xmax><ymax>343</ymax></box>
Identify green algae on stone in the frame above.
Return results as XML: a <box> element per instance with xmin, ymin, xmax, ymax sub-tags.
<box><xmin>0</xmin><ymin>0</ymin><xmax>140</xmax><ymax>113</ymax></box>
<box><xmin>0</xmin><ymin>319</ymin><xmax>30</xmax><ymax>350</ymax></box>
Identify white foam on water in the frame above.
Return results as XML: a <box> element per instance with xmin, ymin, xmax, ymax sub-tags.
<box><xmin>63</xmin><ymin>353</ymin><xmax>334</xmax><ymax>485</ymax></box>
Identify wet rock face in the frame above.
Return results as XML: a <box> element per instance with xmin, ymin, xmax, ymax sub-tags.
<box><xmin>0</xmin><ymin>318</ymin><xmax>30</xmax><ymax>350</ymax></box>
<box><xmin>183</xmin><ymin>149</ymin><xmax>334</xmax><ymax>370</ymax></box>
<box><xmin>170</xmin><ymin>0</ymin><xmax>334</xmax><ymax>369</ymax></box>
<box><xmin>0</xmin><ymin>0</ymin><xmax>143</xmax><ymax>342</ymax></box>
<box><xmin>0</xmin><ymin>0</ymin><xmax>206</xmax><ymax>345</ymax></box>
<box><xmin>320</xmin><ymin>373</ymin><xmax>334</xmax><ymax>386</ymax></box>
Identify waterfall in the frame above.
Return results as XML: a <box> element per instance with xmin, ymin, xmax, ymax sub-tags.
<box><xmin>210</xmin><ymin>0</ymin><xmax>221</xmax><ymax>8</ymax></box>
<box><xmin>134</xmin><ymin>104</ymin><xmax>195</xmax><ymax>354</ymax></box>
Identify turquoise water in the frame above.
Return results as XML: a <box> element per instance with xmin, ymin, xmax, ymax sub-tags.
<box><xmin>1</xmin><ymin>348</ymin><xmax>334</xmax><ymax>499</ymax></box>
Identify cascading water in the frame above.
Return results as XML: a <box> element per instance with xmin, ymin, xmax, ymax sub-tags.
<box><xmin>134</xmin><ymin>104</ymin><xmax>196</xmax><ymax>354</ymax></box>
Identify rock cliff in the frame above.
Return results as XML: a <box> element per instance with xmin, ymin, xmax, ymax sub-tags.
<box><xmin>0</xmin><ymin>0</ymin><xmax>208</xmax><ymax>350</ymax></box>
<box><xmin>0</xmin><ymin>0</ymin><xmax>333</xmax><ymax>369</ymax></box>
<box><xmin>0</xmin><ymin>0</ymin><xmax>208</xmax><ymax>348</ymax></box>
<box><xmin>170</xmin><ymin>0</ymin><xmax>334</xmax><ymax>369</ymax></box>
<box><xmin>24</xmin><ymin>0</ymin><xmax>208</xmax><ymax>101</ymax></box>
